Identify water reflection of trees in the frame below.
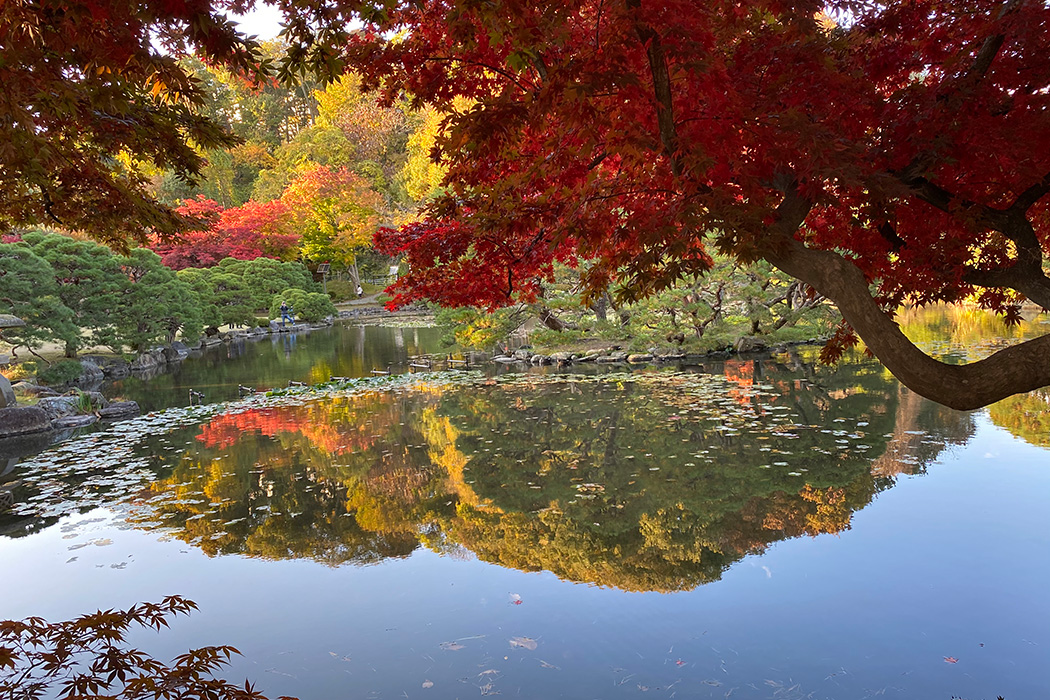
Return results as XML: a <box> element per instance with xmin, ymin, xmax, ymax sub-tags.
<box><xmin>128</xmin><ymin>358</ymin><xmax>974</xmax><ymax>592</ymax></box>
<box><xmin>988</xmin><ymin>389</ymin><xmax>1050</xmax><ymax>448</ymax></box>
<box><xmin>897</xmin><ymin>303</ymin><xmax>1050</xmax><ymax>447</ymax></box>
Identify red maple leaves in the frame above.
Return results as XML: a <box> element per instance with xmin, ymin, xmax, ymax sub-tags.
<box><xmin>335</xmin><ymin>0</ymin><xmax>1050</xmax><ymax>324</ymax></box>
<box><xmin>150</xmin><ymin>197</ymin><xmax>299</xmax><ymax>270</ymax></box>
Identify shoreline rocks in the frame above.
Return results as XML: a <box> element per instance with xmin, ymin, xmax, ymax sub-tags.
<box><xmin>0</xmin><ymin>375</ymin><xmax>15</xmax><ymax>409</ymax></box>
<box><xmin>98</xmin><ymin>401</ymin><xmax>140</xmax><ymax>420</ymax></box>
<box><xmin>0</xmin><ymin>407</ymin><xmax>52</xmax><ymax>439</ymax></box>
<box><xmin>488</xmin><ymin>337</ymin><xmax>827</xmax><ymax>369</ymax></box>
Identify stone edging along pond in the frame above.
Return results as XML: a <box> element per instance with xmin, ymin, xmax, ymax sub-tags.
<box><xmin>0</xmin><ymin>319</ymin><xmax>340</xmax><ymax>441</ymax></box>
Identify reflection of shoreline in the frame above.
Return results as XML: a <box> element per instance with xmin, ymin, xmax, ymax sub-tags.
<box><xmin>988</xmin><ymin>388</ymin><xmax>1050</xmax><ymax>449</ymax></box>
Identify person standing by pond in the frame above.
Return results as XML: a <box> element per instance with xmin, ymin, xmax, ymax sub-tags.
<box><xmin>280</xmin><ymin>300</ymin><xmax>295</xmax><ymax>327</ymax></box>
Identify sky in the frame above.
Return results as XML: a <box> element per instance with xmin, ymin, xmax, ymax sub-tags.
<box><xmin>228</xmin><ymin>2</ymin><xmax>285</xmax><ymax>41</ymax></box>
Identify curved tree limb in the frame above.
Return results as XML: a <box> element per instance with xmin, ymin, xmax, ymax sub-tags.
<box><xmin>762</xmin><ymin>191</ymin><xmax>1050</xmax><ymax>410</ymax></box>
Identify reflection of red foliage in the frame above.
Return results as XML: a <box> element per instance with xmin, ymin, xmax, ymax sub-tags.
<box><xmin>198</xmin><ymin>406</ymin><xmax>354</xmax><ymax>454</ymax></box>
<box><xmin>723</xmin><ymin>360</ymin><xmax>755</xmax><ymax>406</ymax></box>
<box><xmin>196</xmin><ymin>396</ymin><xmax>409</xmax><ymax>455</ymax></box>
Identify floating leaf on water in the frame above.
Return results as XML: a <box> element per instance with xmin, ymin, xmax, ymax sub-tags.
<box><xmin>944</xmin><ymin>656</ymin><xmax>958</xmax><ymax>664</ymax></box>
<box><xmin>509</xmin><ymin>637</ymin><xmax>537</xmax><ymax>650</ymax></box>
<box><xmin>508</xmin><ymin>593</ymin><xmax>522</xmax><ymax>605</ymax></box>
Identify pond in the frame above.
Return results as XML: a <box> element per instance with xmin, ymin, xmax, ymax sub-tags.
<box><xmin>0</xmin><ymin>319</ymin><xmax>1048</xmax><ymax>700</ymax></box>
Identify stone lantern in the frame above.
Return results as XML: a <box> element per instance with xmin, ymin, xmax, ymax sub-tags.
<box><xmin>0</xmin><ymin>315</ymin><xmax>26</xmax><ymax>408</ymax></box>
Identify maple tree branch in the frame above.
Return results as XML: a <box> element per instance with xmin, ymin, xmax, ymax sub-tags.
<box><xmin>424</xmin><ymin>57</ymin><xmax>530</xmax><ymax>93</ymax></box>
<box><xmin>1010</xmin><ymin>170</ymin><xmax>1050</xmax><ymax>213</ymax></box>
<box><xmin>594</xmin><ymin>0</ymin><xmax>605</xmax><ymax>50</ymax></box>
<box><xmin>893</xmin><ymin>165</ymin><xmax>1050</xmax><ymax>309</ymax></box>
<box><xmin>763</xmin><ymin>187</ymin><xmax>1050</xmax><ymax>410</ymax></box>
<box><xmin>966</xmin><ymin>0</ymin><xmax>1024</xmax><ymax>79</ymax></box>
<box><xmin>625</xmin><ymin>0</ymin><xmax>682</xmax><ymax>178</ymax></box>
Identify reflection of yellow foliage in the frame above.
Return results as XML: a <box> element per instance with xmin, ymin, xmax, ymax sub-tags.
<box><xmin>346</xmin><ymin>483</ymin><xmax>418</xmax><ymax>535</ymax></box>
<box><xmin>421</xmin><ymin>407</ymin><xmax>479</xmax><ymax>506</ymax></box>
<box><xmin>310</xmin><ymin>361</ymin><xmax>333</xmax><ymax>385</ymax></box>
<box><xmin>639</xmin><ymin>508</ymin><xmax>713</xmax><ymax>563</ymax></box>
<box><xmin>989</xmin><ymin>389</ymin><xmax>1050</xmax><ymax>448</ymax></box>
<box><xmin>898</xmin><ymin>303</ymin><xmax>1041</xmax><ymax>357</ymax></box>
<box><xmin>800</xmin><ymin>485</ymin><xmax>851</xmax><ymax>535</ymax></box>
<box><xmin>129</xmin><ymin>367</ymin><xmax>954</xmax><ymax>591</ymax></box>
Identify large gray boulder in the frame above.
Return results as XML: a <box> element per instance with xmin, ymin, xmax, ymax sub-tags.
<box><xmin>733</xmin><ymin>336</ymin><xmax>768</xmax><ymax>354</ymax></box>
<box><xmin>130</xmin><ymin>351</ymin><xmax>163</xmax><ymax>371</ymax></box>
<box><xmin>77</xmin><ymin>360</ymin><xmax>105</xmax><ymax>384</ymax></box>
<box><xmin>36</xmin><ymin>396</ymin><xmax>80</xmax><ymax>421</ymax></box>
<box><xmin>83</xmin><ymin>391</ymin><xmax>108</xmax><ymax>409</ymax></box>
<box><xmin>98</xmin><ymin>401</ymin><xmax>139</xmax><ymax>420</ymax></box>
<box><xmin>10</xmin><ymin>382</ymin><xmax>58</xmax><ymax>398</ymax></box>
<box><xmin>163</xmin><ymin>342</ymin><xmax>190</xmax><ymax>362</ymax></box>
<box><xmin>0</xmin><ymin>375</ymin><xmax>15</xmax><ymax>409</ymax></box>
<box><xmin>82</xmin><ymin>355</ymin><xmax>131</xmax><ymax>378</ymax></box>
<box><xmin>597</xmin><ymin>351</ymin><xmax>628</xmax><ymax>363</ymax></box>
<box><xmin>0</xmin><ymin>406</ymin><xmax>52</xmax><ymax>438</ymax></box>
<box><xmin>52</xmin><ymin>414</ymin><xmax>98</xmax><ymax>429</ymax></box>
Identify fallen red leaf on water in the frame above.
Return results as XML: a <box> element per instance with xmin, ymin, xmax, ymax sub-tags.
<box><xmin>944</xmin><ymin>656</ymin><xmax>958</xmax><ymax>664</ymax></box>
<box><xmin>675</xmin><ymin>659</ymin><xmax>685</xmax><ymax>666</ymax></box>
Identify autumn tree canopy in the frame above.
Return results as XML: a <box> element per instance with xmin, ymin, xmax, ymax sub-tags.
<box><xmin>272</xmin><ymin>0</ymin><xmax>1050</xmax><ymax>409</ymax></box>
<box><xmin>0</xmin><ymin>0</ymin><xmax>264</xmax><ymax>245</ymax></box>
<box><xmin>5</xmin><ymin>0</ymin><xmax>1050</xmax><ymax>408</ymax></box>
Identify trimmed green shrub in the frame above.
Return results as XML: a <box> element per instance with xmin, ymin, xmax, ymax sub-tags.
<box><xmin>269</xmin><ymin>289</ymin><xmax>337</xmax><ymax>323</ymax></box>
<box><xmin>325</xmin><ymin>278</ymin><xmax>357</xmax><ymax>302</ymax></box>
<box><xmin>36</xmin><ymin>360</ymin><xmax>85</xmax><ymax>386</ymax></box>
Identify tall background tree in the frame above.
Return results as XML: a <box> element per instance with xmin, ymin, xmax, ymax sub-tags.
<box><xmin>281</xmin><ymin>164</ymin><xmax>385</xmax><ymax>286</ymax></box>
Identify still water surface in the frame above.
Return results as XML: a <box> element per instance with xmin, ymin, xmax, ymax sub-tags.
<box><xmin>1</xmin><ymin>321</ymin><xmax>1047</xmax><ymax>700</ymax></box>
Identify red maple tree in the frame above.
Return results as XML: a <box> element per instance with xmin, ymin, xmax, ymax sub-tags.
<box><xmin>150</xmin><ymin>197</ymin><xmax>299</xmax><ymax>270</ymax></box>
<box><xmin>277</xmin><ymin>0</ymin><xmax>1050</xmax><ymax>408</ymax></box>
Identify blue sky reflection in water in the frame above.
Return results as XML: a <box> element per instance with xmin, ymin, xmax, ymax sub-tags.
<box><xmin>0</xmin><ymin>324</ymin><xmax>1048</xmax><ymax>700</ymax></box>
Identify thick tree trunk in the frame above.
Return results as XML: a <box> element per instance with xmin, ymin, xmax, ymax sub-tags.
<box><xmin>537</xmin><ymin>306</ymin><xmax>576</xmax><ymax>332</ymax></box>
<box><xmin>591</xmin><ymin>293</ymin><xmax>609</xmax><ymax>322</ymax></box>
<box><xmin>764</xmin><ymin>236</ymin><xmax>1050</xmax><ymax>410</ymax></box>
